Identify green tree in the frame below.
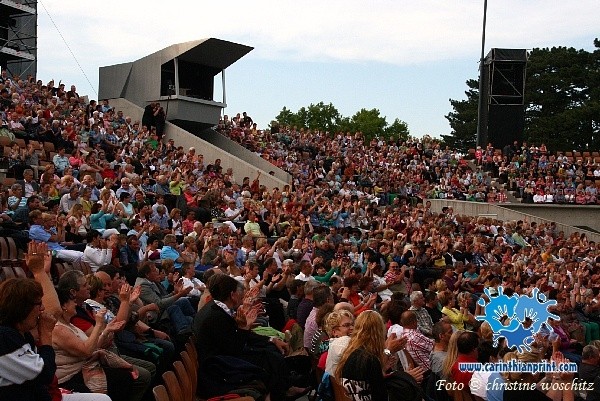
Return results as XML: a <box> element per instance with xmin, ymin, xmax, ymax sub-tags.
<box><xmin>274</xmin><ymin>104</ymin><xmax>410</xmax><ymax>140</ymax></box>
<box><xmin>525</xmin><ymin>45</ymin><xmax>599</xmax><ymax>150</ymax></box>
<box><xmin>275</xmin><ymin>106</ymin><xmax>298</xmax><ymax>128</ymax></box>
<box><xmin>442</xmin><ymin>79</ymin><xmax>478</xmax><ymax>152</ymax></box>
<box><xmin>349</xmin><ymin>108</ymin><xmax>387</xmax><ymax>140</ymax></box>
<box><xmin>306</xmin><ymin>102</ymin><xmax>341</xmax><ymax>133</ymax></box>
<box><xmin>338</xmin><ymin>116</ymin><xmax>353</xmax><ymax>133</ymax></box>
<box><xmin>444</xmin><ymin>39</ymin><xmax>600</xmax><ymax>152</ymax></box>
<box><xmin>296</xmin><ymin>107</ymin><xmax>309</xmax><ymax>128</ymax></box>
<box><xmin>384</xmin><ymin>118</ymin><xmax>410</xmax><ymax>141</ymax></box>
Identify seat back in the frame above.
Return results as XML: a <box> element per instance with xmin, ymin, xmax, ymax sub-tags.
<box><xmin>180</xmin><ymin>350</ymin><xmax>197</xmax><ymax>397</ymax></box>
<box><xmin>153</xmin><ymin>384</ymin><xmax>171</xmax><ymax>401</ymax></box>
<box><xmin>162</xmin><ymin>370</ymin><xmax>184</xmax><ymax>401</ymax></box>
<box><xmin>0</xmin><ymin>266</ymin><xmax>16</xmax><ymax>281</ymax></box>
<box><xmin>0</xmin><ymin>238</ymin><xmax>9</xmax><ymax>265</ymax></box>
<box><xmin>185</xmin><ymin>340</ymin><xmax>198</xmax><ymax>364</ymax></box>
<box><xmin>173</xmin><ymin>360</ymin><xmax>193</xmax><ymax>401</ymax></box>
<box><xmin>5</xmin><ymin>237</ymin><xmax>19</xmax><ymax>261</ymax></box>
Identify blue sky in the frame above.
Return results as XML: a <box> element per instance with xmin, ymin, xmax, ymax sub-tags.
<box><xmin>35</xmin><ymin>0</ymin><xmax>599</xmax><ymax>138</ymax></box>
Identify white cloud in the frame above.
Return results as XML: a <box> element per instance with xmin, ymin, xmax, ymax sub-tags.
<box><xmin>37</xmin><ymin>0</ymin><xmax>599</xmax><ymax>68</ymax></box>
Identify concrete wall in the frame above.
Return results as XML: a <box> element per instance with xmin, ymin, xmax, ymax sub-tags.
<box><xmin>196</xmin><ymin>129</ymin><xmax>290</xmax><ymax>183</ymax></box>
<box><xmin>501</xmin><ymin>204</ymin><xmax>600</xmax><ymax>233</ymax></box>
<box><xmin>428</xmin><ymin>199</ymin><xmax>600</xmax><ymax>243</ymax></box>
<box><xmin>108</xmin><ymin>98</ymin><xmax>291</xmax><ymax>190</ymax></box>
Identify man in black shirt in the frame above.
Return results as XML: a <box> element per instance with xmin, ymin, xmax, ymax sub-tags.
<box><xmin>424</xmin><ymin>290</ymin><xmax>443</xmax><ymax>324</ymax></box>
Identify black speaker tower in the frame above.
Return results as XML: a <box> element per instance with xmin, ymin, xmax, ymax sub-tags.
<box><xmin>478</xmin><ymin>48</ymin><xmax>527</xmax><ymax>149</ymax></box>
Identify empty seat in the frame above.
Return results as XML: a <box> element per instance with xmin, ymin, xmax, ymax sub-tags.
<box><xmin>43</xmin><ymin>142</ymin><xmax>55</xmax><ymax>153</ymax></box>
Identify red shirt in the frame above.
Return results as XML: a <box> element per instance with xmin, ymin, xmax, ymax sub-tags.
<box><xmin>451</xmin><ymin>354</ymin><xmax>477</xmax><ymax>386</ymax></box>
<box><xmin>182</xmin><ymin>218</ymin><xmax>196</xmax><ymax>235</ymax></box>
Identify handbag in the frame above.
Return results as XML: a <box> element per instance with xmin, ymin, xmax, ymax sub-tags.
<box><xmin>385</xmin><ymin>370</ymin><xmax>423</xmax><ymax>401</ymax></box>
<box><xmin>81</xmin><ymin>349</ymin><xmax>134</xmax><ymax>393</ymax></box>
<box><xmin>205</xmin><ymin>355</ymin><xmax>266</xmax><ymax>385</ymax></box>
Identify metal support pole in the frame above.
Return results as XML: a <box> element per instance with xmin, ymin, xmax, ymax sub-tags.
<box><xmin>222</xmin><ymin>69</ymin><xmax>226</xmax><ymax>105</ymax></box>
<box><xmin>476</xmin><ymin>0</ymin><xmax>488</xmax><ymax>148</ymax></box>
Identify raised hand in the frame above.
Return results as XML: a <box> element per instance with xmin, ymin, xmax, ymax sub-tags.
<box><xmin>25</xmin><ymin>241</ymin><xmax>49</xmax><ymax>275</ymax></box>
<box><xmin>119</xmin><ymin>283</ymin><xmax>132</xmax><ymax>302</ymax></box>
<box><xmin>129</xmin><ymin>286</ymin><xmax>141</xmax><ymax>303</ymax></box>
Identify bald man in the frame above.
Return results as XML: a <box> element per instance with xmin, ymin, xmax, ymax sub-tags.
<box><xmin>401</xmin><ymin>310</ymin><xmax>434</xmax><ymax>371</ymax></box>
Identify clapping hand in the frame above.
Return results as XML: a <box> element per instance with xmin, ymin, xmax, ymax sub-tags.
<box><xmin>105</xmin><ymin>318</ymin><xmax>125</xmax><ymax>333</ymax></box>
<box><xmin>385</xmin><ymin>333</ymin><xmax>407</xmax><ymax>353</ymax></box>
<box><xmin>174</xmin><ymin>278</ymin><xmax>192</xmax><ymax>296</ymax></box>
<box><xmin>406</xmin><ymin>366</ymin><xmax>426</xmax><ymax>384</ymax></box>
<box><xmin>107</xmin><ymin>235</ymin><xmax>118</xmax><ymax>249</ymax></box>
<box><xmin>173</xmin><ymin>278</ymin><xmax>184</xmax><ymax>293</ymax></box>
<box><xmin>37</xmin><ymin>312</ymin><xmax>57</xmax><ymax>345</ymax></box>
<box><xmin>235</xmin><ymin>302</ymin><xmax>262</xmax><ymax>330</ymax></box>
<box><xmin>365</xmin><ymin>293</ymin><xmax>377</xmax><ymax>307</ymax></box>
<box><xmin>243</xmin><ymin>286</ymin><xmax>261</xmax><ymax>309</ymax></box>
<box><xmin>129</xmin><ymin>285</ymin><xmax>141</xmax><ymax>303</ymax></box>
<box><xmin>384</xmin><ymin>353</ymin><xmax>399</xmax><ymax>372</ymax></box>
<box><xmin>551</xmin><ymin>352</ymin><xmax>574</xmax><ymax>381</ymax></box>
<box><xmin>94</xmin><ymin>308</ymin><xmax>109</xmax><ymax>327</ymax></box>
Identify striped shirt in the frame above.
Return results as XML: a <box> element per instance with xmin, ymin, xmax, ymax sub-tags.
<box><xmin>403</xmin><ymin>328</ymin><xmax>434</xmax><ymax>370</ymax></box>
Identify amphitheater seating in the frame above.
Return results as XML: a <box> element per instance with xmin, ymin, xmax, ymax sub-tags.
<box><xmin>0</xmin><ymin>236</ymin><xmax>21</xmax><ymax>267</ymax></box>
<box><xmin>0</xmin><ymin>136</ymin><xmax>11</xmax><ymax>147</ymax></box>
<box><xmin>153</xmin><ymin>385</ymin><xmax>171</xmax><ymax>401</ymax></box>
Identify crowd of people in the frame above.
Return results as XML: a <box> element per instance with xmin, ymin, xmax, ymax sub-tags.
<box><xmin>216</xmin><ymin>116</ymin><xmax>600</xmax><ymax>205</ymax></box>
<box><xmin>1</xmin><ymin>70</ymin><xmax>600</xmax><ymax>401</ymax></box>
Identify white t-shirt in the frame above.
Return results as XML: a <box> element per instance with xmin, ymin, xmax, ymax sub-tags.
<box><xmin>182</xmin><ymin>276</ymin><xmax>205</xmax><ymax>297</ymax></box>
<box><xmin>325</xmin><ymin>336</ymin><xmax>351</xmax><ymax>375</ymax></box>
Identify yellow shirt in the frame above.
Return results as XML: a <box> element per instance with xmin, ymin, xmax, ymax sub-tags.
<box><xmin>441</xmin><ymin>306</ymin><xmax>467</xmax><ymax>330</ymax></box>
<box><xmin>169</xmin><ymin>180</ymin><xmax>184</xmax><ymax>195</ymax></box>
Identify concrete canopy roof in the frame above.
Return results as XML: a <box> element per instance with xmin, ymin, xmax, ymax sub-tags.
<box><xmin>99</xmin><ymin>37</ymin><xmax>253</xmax><ymax>107</ymax></box>
<box><xmin>142</xmin><ymin>38</ymin><xmax>253</xmax><ymax>71</ymax></box>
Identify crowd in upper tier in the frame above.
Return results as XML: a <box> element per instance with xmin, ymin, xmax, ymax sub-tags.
<box><xmin>216</xmin><ymin>114</ymin><xmax>600</xmax><ymax>205</ymax></box>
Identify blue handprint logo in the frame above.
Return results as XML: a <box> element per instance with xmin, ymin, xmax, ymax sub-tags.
<box><xmin>476</xmin><ymin>286</ymin><xmax>558</xmax><ymax>352</ymax></box>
